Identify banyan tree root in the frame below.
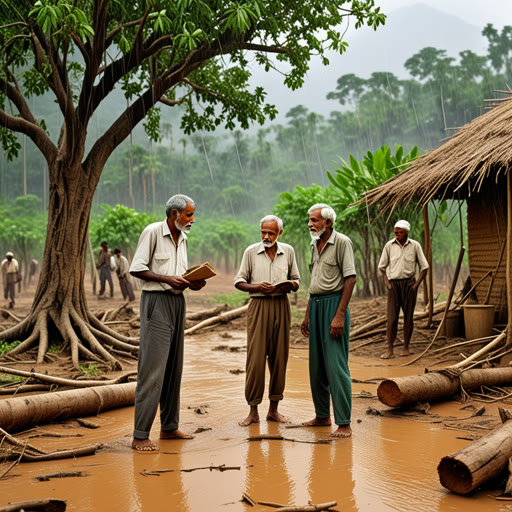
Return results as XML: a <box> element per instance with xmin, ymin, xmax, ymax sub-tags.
<box><xmin>0</xmin><ymin>382</ymin><xmax>136</xmax><ymax>432</ymax></box>
<box><xmin>185</xmin><ymin>305</ymin><xmax>248</xmax><ymax>335</ymax></box>
<box><xmin>377</xmin><ymin>367</ymin><xmax>512</xmax><ymax>407</ymax></box>
<box><xmin>0</xmin><ymin>366</ymin><xmax>137</xmax><ymax>389</ymax></box>
<box><xmin>0</xmin><ymin>499</ymin><xmax>66</xmax><ymax>512</ymax></box>
<box><xmin>438</xmin><ymin>407</ymin><xmax>512</xmax><ymax>494</ymax></box>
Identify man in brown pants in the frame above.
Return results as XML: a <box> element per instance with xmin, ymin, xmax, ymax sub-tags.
<box><xmin>378</xmin><ymin>220</ymin><xmax>429</xmax><ymax>359</ymax></box>
<box><xmin>234</xmin><ymin>215</ymin><xmax>300</xmax><ymax>426</ymax></box>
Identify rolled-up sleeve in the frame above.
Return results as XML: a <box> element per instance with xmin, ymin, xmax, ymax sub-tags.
<box><xmin>130</xmin><ymin>227</ymin><xmax>154</xmax><ymax>273</ymax></box>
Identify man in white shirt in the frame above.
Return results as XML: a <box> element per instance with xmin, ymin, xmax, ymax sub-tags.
<box><xmin>130</xmin><ymin>194</ymin><xmax>206</xmax><ymax>451</ymax></box>
<box><xmin>378</xmin><ymin>220</ymin><xmax>429</xmax><ymax>359</ymax></box>
<box><xmin>1</xmin><ymin>252</ymin><xmax>19</xmax><ymax>308</ymax></box>
<box><xmin>113</xmin><ymin>248</ymin><xmax>135</xmax><ymax>301</ymax></box>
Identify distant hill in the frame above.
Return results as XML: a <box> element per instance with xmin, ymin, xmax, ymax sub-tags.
<box><xmin>253</xmin><ymin>2</ymin><xmax>486</xmax><ymax>122</ymax></box>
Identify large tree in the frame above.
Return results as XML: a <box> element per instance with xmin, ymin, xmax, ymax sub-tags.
<box><xmin>0</xmin><ymin>0</ymin><xmax>385</xmax><ymax>368</ymax></box>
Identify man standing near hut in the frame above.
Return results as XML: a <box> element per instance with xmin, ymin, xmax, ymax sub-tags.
<box><xmin>130</xmin><ymin>194</ymin><xmax>206</xmax><ymax>451</ymax></box>
<box><xmin>301</xmin><ymin>204</ymin><xmax>356</xmax><ymax>438</ymax></box>
<box><xmin>234</xmin><ymin>215</ymin><xmax>300</xmax><ymax>426</ymax></box>
<box><xmin>378</xmin><ymin>220</ymin><xmax>429</xmax><ymax>359</ymax></box>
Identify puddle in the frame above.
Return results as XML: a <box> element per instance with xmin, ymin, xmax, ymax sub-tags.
<box><xmin>1</xmin><ymin>334</ymin><xmax>510</xmax><ymax>511</ymax></box>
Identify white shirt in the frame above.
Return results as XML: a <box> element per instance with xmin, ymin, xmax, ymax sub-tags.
<box><xmin>130</xmin><ymin>220</ymin><xmax>188</xmax><ymax>293</ymax></box>
<box><xmin>1</xmin><ymin>258</ymin><xmax>18</xmax><ymax>274</ymax></box>
<box><xmin>378</xmin><ymin>238</ymin><xmax>429</xmax><ymax>280</ymax></box>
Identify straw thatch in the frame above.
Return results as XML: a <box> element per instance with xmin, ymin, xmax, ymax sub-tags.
<box><xmin>362</xmin><ymin>96</ymin><xmax>512</xmax><ymax>215</ymax></box>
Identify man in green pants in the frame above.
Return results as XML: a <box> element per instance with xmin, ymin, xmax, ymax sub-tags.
<box><xmin>301</xmin><ymin>203</ymin><xmax>356</xmax><ymax>438</ymax></box>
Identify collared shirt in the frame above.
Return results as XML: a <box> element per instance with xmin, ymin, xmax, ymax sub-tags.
<box><xmin>130</xmin><ymin>220</ymin><xmax>188</xmax><ymax>293</ymax></box>
<box><xmin>309</xmin><ymin>229</ymin><xmax>356</xmax><ymax>296</ymax></box>
<box><xmin>378</xmin><ymin>238</ymin><xmax>429</xmax><ymax>280</ymax></box>
<box><xmin>115</xmin><ymin>255</ymin><xmax>130</xmax><ymax>277</ymax></box>
<box><xmin>1</xmin><ymin>258</ymin><xmax>18</xmax><ymax>274</ymax></box>
<box><xmin>234</xmin><ymin>241</ymin><xmax>300</xmax><ymax>298</ymax></box>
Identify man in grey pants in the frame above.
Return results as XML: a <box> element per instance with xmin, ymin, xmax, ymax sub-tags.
<box><xmin>130</xmin><ymin>194</ymin><xmax>206</xmax><ymax>451</ymax></box>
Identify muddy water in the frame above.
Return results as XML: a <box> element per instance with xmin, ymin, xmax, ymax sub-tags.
<box><xmin>2</xmin><ymin>332</ymin><xmax>510</xmax><ymax>511</ymax></box>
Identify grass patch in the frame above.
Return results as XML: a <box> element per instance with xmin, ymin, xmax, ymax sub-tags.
<box><xmin>208</xmin><ymin>291</ymin><xmax>247</xmax><ymax>308</ymax></box>
<box><xmin>48</xmin><ymin>343</ymin><xmax>60</xmax><ymax>354</ymax></box>
<box><xmin>0</xmin><ymin>339</ymin><xmax>21</xmax><ymax>355</ymax></box>
<box><xmin>0</xmin><ymin>373</ymin><xmax>23</xmax><ymax>384</ymax></box>
<box><xmin>79</xmin><ymin>364</ymin><xmax>100</xmax><ymax>377</ymax></box>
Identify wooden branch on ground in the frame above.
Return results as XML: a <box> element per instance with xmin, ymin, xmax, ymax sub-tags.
<box><xmin>185</xmin><ymin>305</ymin><xmax>248</xmax><ymax>335</ymax></box>
<box><xmin>0</xmin><ymin>382</ymin><xmax>136</xmax><ymax>432</ymax></box>
<box><xmin>35</xmin><ymin>471</ymin><xmax>90</xmax><ymax>481</ymax></box>
<box><xmin>377</xmin><ymin>366</ymin><xmax>512</xmax><ymax>407</ymax></box>
<box><xmin>0</xmin><ymin>385</ymin><xmax>52</xmax><ymax>395</ymax></box>
<box><xmin>268</xmin><ymin>502</ymin><xmax>337</xmax><ymax>511</ymax></box>
<box><xmin>248</xmin><ymin>435</ymin><xmax>331</xmax><ymax>445</ymax></box>
<box><xmin>0</xmin><ymin>366</ymin><xmax>137</xmax><ymax>389</ymax></box>
<box><xmin>14</xmin><ymin>444</ymin><xmax>102</xmax><ymax>462</ymax></box>
<box><xmin>0</xmin><ymin>499</ymin><xmax>66</xmax><ymax>512</ymax></box>
<box><xmin>142</xmin><ymin>464</ymin><xmax>240</xmax><ymax>476</ymax></box>
<box><xmin>438</xmin><ymin>407</ymin><xmax>512</xmax><ymax>494</ymax></box>
<box><xmin>0</xmin><ymin>309</ymin><xmax>23</xmax><ymax>322</ymax></box>
<box><xmin>186</xmin><ymin>304</ymin><xmax>229</xmax><ymax>322</ymax></box>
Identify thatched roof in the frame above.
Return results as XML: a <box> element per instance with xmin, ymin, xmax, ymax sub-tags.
<box><xmin>362</xmin><ymin>96</ymin><xmax>512</xmax><ymax>215</ymax></box>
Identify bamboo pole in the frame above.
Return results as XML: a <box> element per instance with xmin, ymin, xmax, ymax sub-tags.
<box><xmin>423</xmin><ymin>205</ymin><xmax>434</xmax><ymax>327</ymax></box>
<box><xmin>484</xmin><ymin>239</ymin><xmax>506</xmax><ymax>304</ymax></box>
<box><xmin>508</xmin><ymin>170</ymin><xmax>512</xmax><ymax>345</ymax></box>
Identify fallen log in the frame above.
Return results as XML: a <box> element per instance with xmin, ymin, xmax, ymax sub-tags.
<box><xmin>13</xmin><ymin>444</ymin><xmax>101</xmax><ymax>463</ymax></box>
<box><xmin>0</xmin><ymin>382</ymin><xmax>136</xmax><ymax>432</ymax></box>
<box><xmin>186</xmin><ymin>304</ymin><xmax>229</xmax><ymax>322</ymax></box>
<box><xmin>0</xmin><ymin>499</ymin><xmax>66</xmax><ymax>512</ymax></box>
<box><xmin>438</xmin><ymin>407</ymin><xmax>512</xmax><ymax>494</ymax></box>
<box><xmin>377</xmin><ymin>367</ymin><xmax>512</xmax><ymax>407</ymax></box>
<box><xmin>35</xmin><ymin>471</ymin><xmax>90</xmax><ymax>481</ymax></box>
<box><xmin>185</xmin><ymin>305</ymin><xmax>248</xmax><ymax>335</ymax></box>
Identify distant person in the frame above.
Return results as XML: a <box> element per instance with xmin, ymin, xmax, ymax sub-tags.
<box><xmin>29</xmin><ymin>258</ymin><xmax>39</xmax><ymax>285</ymax></box>
<box><xmin>113</xmin><ymin>248</ymin><xmax>135</xmax><ymax>302</ymax></box>
<box><xmin>130</xmin><ymin>194</ymin><xmax>206</xmax><ymax>451</ymax></box>
<box><xmin>234</xmin><ymin>215</ymin><xmax>300</xmax><ymax>426</ymax></box>
<box><xmin>301</xmin><ymin>204</ymin><xmax>356</xmax><ymax>438</ymax></box>
<box><xmin>1</xmin><ymin>252</ymin><xmax>19</xmax><ymax>308</ymax></box>
<box><xmin>97</xmin><ymin>241</ymin><xmax>114</xmax><ymax>298</ymax></box>
<box><xmin>378</xmin><ymin>220</ymin><xmax>429</xmax><ymax>359</ymax></box>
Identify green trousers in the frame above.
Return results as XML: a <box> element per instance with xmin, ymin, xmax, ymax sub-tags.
<box><xmin>308</xmin><ymin>292</ymin><xmax>351</xmax><ymax>425</ymax></box>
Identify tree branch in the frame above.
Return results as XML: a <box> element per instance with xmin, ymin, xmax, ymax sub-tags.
<box><xmin>239</xmin><ymin>43</ymin><xmax>288</xmax><ymax>54</ymax></box>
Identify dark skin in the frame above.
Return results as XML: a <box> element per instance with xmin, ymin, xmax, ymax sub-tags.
<box><xmin>236</xmin><ymin>220</ymin><xmax>298</xmax><ymax>427</ymax></box>
<box><xmin>300</xmin><ymin>209</ymin><xmax>356</xmax><ymax>438</ymax></box>
<box><xmin>381</xmin><ymin>227</ymin><xmax>428</xmax><ymax>358</ymax></box>
<box><xmin>130</xmin><ymin>202</ymin><xmax>206</xmax><ymax>451</ymax></box>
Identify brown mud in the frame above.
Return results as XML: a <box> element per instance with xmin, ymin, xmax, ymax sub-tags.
<box><xmin>0</xmin><ymin>274</ymin><xmax>510</xmax><ymax>511</ymax></box>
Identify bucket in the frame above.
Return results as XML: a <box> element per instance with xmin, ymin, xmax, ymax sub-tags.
<box><xmin>442</xmin><ymin>309</ymin><xmax>464</xmax><ymax>338</ymax></box>
<box><xmin>462</xmin><ymin>304</ymin><xmax>495</xmax><ymax>340</ymax></box>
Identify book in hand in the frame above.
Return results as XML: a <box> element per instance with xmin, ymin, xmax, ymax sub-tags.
<box><xmin>183</xmin><ymin>262</ymin><xmax>217</xmax><ymax>281</ymax></box>
<box><xmin>272</xmin><ymin>280</ymin><xmax>296</xmax><ymax>293</ymax></box>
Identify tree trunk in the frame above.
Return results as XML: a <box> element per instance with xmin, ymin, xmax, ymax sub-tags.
<box><xmin>0</xmin><ymin>160</ymin><xmax>138</xmax><ymax>369</ymax></box>
<box><xmin>438</xmin><ymin>410</ymin><xmax>512</xmax><ymax>494</ymax></box>
<box><xmin>377</xmin><ymin>367</ymin><xmax>512</xmax><ymax>407</ymax></box>
<box><xmin>0</xmin><ymin>382</ymin><xmax>136</xmax><ymax>433</ymax></box>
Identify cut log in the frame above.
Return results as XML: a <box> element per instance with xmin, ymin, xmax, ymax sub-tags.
<box><xmin>438</xmin><ymin>408</ymin><xmax>512</xmax><ymax>494</ymax></box>
<box><xmin>0</xmin><ymin>382</ymin><xmax>136</xmax><ymax>432</ymax></box>
<box><xmin>186</xmin><ymin>304</ymin><xmax>229</xmax><ymax>322</ymax></box>
<box><xmin>0</xmin><ymin>499</ymin><xmax>66</xmax><ymax>512</ymax></box>
<box><xmin>377</xmin><ymin>367</ymin><xmax>512</xmax><ymax>407</ymax></box>
<box><xmin>184</xmin><ymin>305</ymin><xmax>248</xmax><ymax>335</ymax></box>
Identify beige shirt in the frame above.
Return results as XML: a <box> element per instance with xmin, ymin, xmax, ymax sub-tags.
<box><xmin>130</xmin><ymin>220</ymin><xmax>188</xmax><ymax>293</ymax></box>
<box><xmin>115</xmin><ymin>255</ymin><xmax>130</xmax><ymax>277</ymax></box>
<box><xmin>234</xmin><ymin>241</ymin><xmax>300</xmax><ymax>297</ymax></box>
<box><xmin>1</xmin><ymin>258</ymin><xmax>18</xmax><ymax>275</ymax></box>
<box><xmin>309</xmin><ymin>229</ymin><xmax>356</xmax><ymax>296</ymax></box>
<box><xmin>378</xmin><ymin>238</ymin><xmax>429</xmax><ymax>280</ymax></box>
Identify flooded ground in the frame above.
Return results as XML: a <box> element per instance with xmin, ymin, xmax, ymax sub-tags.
<box><xmin>2</xmin><ymin>326</ymin><xmax>511</xmax><ymax>512</ymax></box>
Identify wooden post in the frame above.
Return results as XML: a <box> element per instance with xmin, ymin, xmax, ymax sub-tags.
<box><xmin>508</xmin><ymin>171</ymin><xmax>512</xmax><ymax>345</ymax></box>
<box><xmin>423</xmin><ymin>204</ymin><xmax>434</xmax><ymax>327</ymax></box>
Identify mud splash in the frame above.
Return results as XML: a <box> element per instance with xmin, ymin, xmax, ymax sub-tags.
<box><xmin>1</xmin><ymin>332</ymin><xmax>507</xmax><ymax>511</ymax></box>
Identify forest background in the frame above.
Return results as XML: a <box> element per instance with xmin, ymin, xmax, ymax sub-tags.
<box><xmin>2</xmin><ymin>8</ymin><xmax>512</xmax><ymax>297</ymax></box>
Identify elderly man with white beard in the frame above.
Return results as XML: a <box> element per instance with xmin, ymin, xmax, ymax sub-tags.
<box><xmin>235</xmin><ymin>215</ymin><xmax>300</xmax><ymax>426</ymax></box>
<box><xmin>130</xmin><ymin>194</ymin><xmax>206</xmax><ymax>451</ymax></box>
<box><xmin>301</xmin><ymin>203</ymin><xmax>356</xmax><ymax>438</ymax></box>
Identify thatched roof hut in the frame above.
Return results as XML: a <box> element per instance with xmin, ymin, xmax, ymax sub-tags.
<box><xmin>363</xmin><ymin>96</ymin><xmax>512</xmax><ymax>330</ymax></box>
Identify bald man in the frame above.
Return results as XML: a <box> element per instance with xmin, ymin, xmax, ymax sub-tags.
<box><xmin>378</xmin><ymin>220</ymin><xmax>429</xmax><ymax>359</ymax></box>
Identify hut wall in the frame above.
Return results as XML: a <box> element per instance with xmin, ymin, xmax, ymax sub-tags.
<box><xmin>467</xmin><ymin>187</ymin><xmax>507</xmax><ymax>323</ymax></box>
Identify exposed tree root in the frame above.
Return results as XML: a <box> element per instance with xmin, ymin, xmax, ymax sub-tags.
<box><xmin>0</xmin><ymin>304</ymin><xmax>140</xmax><ymax>370</ymax></box>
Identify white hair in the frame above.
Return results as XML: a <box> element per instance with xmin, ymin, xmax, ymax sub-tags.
<box><xmin>308</xmin><ymin>203</ymin><xmax>336</xmax><ymax>224</ymax></box>
<box><xmin>165</xmin><ymin>194</ymin><xmax>195</xmax><ymax>218</ymax></box>
<box><xmin>260</xmin><ymin>215</ymin><xmax>283</xmax><ymax>231</ymax></box>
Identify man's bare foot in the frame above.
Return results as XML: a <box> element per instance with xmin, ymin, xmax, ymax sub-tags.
<box><xmin>301</xmin><ymin>417</ymin><xmax>331</xmax><ymax>427</ymax></box>
<box><xmin>160</xmin><ymin>429</ymin><xmax>195</xmax><ymax>439</ymax></box>
<box><xmin>267</xmin><ymin>411</ymin><xmax>290</xmax><ymax>423</ymax></box>
<box><xmin>380</xmin><ymin>353</ymin><xmax>394</xmax><ymax>359</ymax></box>
<box><xmin>239</xmin><ymin>412</ymin><xmax>260</xmax><ymax>426</ymax></box>
<box><xmin>132</xmin><ymin>438</ymin><xmax>159</xmax><ymax>451</ymax></box>
<box><xmin>331</xmin><ymin>425</ymin><xmax>352</xmax><ymax>438</ymax></box>
<box><xmin>399</xmin><ymin>349</ymin><xmax>411</xmax><ymax>357</ymax></box>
